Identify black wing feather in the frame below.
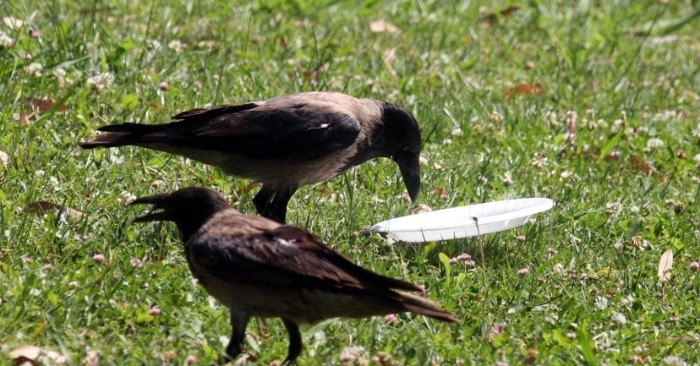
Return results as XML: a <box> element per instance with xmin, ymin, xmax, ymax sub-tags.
<box><xmin>179</xmin><ymin>106</ymin><xmax>361</xmax><ymax>159</ymax></box>
<box><xmin>188</xmin><ymin>225</ymin><xmax>420</xmax><ymax>293</ymax></box>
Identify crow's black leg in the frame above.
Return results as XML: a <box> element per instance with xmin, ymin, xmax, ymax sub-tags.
<box><xmin>225</xmin><ymin>309</ymin><xmax>250</xmax><ymax>360</ymax></box>
<box><xmin>254</xmin><ymin>185</ymin><xmax>298</xmax><ymax>224</ymax></box>
<box><xmin>253</xmin><ymin>185</ymin><xmax>275</xmax><ymax>219</ymax></box>
<box><xmin>281</xmin><ymin>318</ymin><xmax>302</xmax><ymax>365</ymax></box>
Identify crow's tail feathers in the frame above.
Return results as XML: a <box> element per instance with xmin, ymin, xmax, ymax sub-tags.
<box><xmin>79</xmin><ymin>123</ymin><xmax>167</xmax><ymax>149</ymax></box>
<box><xmin>397</xmin><ymin>292</ymin><xmax>460</xmax><ymax>323</ymax></box>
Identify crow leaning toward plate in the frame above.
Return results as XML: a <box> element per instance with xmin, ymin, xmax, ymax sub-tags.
<box><xmin>131</xmin><ymin>187</ymin><xmax>458</xmax><ymax>364</ymax></box>
<box><xmin>82</xmin><ymin>92</ymin><xmax>422</xmax><ymax>223</ymax></box>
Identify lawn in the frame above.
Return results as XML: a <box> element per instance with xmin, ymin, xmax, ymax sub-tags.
<box><xmin>1</xmin><ymin>0</ymin><xmax>699</xmax><ymax>365</ymax></box>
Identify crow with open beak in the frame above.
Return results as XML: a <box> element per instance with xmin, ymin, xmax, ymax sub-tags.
<box><xmin>131</xmin><ymin>187</ymin><xmax>458</xmax><ymax>364</ymax></box>
<box><xmin>81</xmin><ymin>92</ymin><xmax>422</xmax><ymax>223</ymax></box>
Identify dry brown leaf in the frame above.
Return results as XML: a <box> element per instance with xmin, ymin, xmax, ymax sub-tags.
<box><xmin>315</xmin><ymin>186</ymin><xmax>331</xmax><ymax>197</ymax></box>
<box><xmin>411</xmin><ymin>204</ymin><xmax>432</xmax><ymax>214</ymax></box>
<box><xmin>504</xmin><ymin>83</ymin><xmax>544</xmax><ymax>97</ymax></box>
<box><xmin>481</xmin><ymin>5</ymin><xmax>520</xmax><ymax>26</ymax></box>
<box><xmin>383</xmin><ymin>48</ymin><xmax>397</xmax><ymax>77</ymax></box>
<box><xmin>523</xmin><ymin>349</ymin><xmax>538</xmax><ymax>365</ymax></box>
<box><xmin>630</xmin><ymin>154</ymin><xmax>655</xmax><ymax>176</ymax></box>
<box><xmin>658</xmin><ymin>249</ymin><xmax>673</xmax><ymax>282</ymax></box>
<box><xmin>235</xmin><ymin>182</ymin><xmax>261</xmax><ymax>195</ymax></box>
<box><xmin>7</xmin><ymin>345</ymin><xmax>64</xmax><ymax>365</ymax></box>
<box><xmin>23</xmin><ymin>201</ymin><xmax>83</xmax><ymax>218</ymax></box>
<box><xmin>434</xmin><ymin>187</ymin><xmax>449</xmax><ymax>199</ymax></box>
<box><xmin>30</xmin><ymin>97</ymin><xmax>67</xmax><ymax>114</ymax></box>
<box><xmin>370</xmin><ymin>20</ymin><xmax>400</xmax><ymax>34</ymax></box>
<box><xmin>303</xmin><ymin>69</ymin><xmax>319</xmax><ymax>80</ymax></box>
<box><xmin>10</xmin><ymin>345</ymin><xmax>42</xmax><ymax>365</ymax></box>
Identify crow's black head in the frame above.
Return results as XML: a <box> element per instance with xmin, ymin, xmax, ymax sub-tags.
<box><xmin>131</xmin><ymin>187</ymin><xmax>230</xmax><ymax>241</ymax></box>
<box><xmin>381</xmin><ymin>103</ymin><xmax>422</xmax><ymax>203</ymax></box>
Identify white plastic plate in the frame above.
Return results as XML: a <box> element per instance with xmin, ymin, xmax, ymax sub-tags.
<box><xmin>372</xmin><ymin>198</ymin><xmax>555</xmax><ymax>242</ymax></box>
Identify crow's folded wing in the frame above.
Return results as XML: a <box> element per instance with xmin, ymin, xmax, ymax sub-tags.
<box><xmin>164</xmin><ymin>103</ymin><xmax>362</xmax><ymax>160</ymax></box>
<box><xmin>187</xmin><ymin>225</ymin><xmax>420</xmax><ymax>293</ymax></box>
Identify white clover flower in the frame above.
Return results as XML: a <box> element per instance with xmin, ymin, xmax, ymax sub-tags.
<box><xmin>490</xmin><ymin>111</ymin><xmax>504</xmax><ymax>123</ymax></box>
<box><xmin>0</xmin><ymin>31</ymin><xmax>15</xmax><ymax>48</ymax></box>
<box><xmin>339</xmin><ymin>346</ymin><xmax>366</xmax><ymax>363</ymax></box>
<box><xmin>418</xmin><ymin>155</ymin><xmax>429</xmax><ymax>165</ymax></box>
<box><xmin>117</xmin><ymin>191</ymin><xmax>136</xmax><ymax>205</ymax></box>
<box><xmin>23</xmin><ymin>62</ymin><xmax>43</xmax><ymax>76</ymax></box>
<box><xmin>168</xmin><ymin>40</ymin><xmax>185</xmax><ymax>53</ymax></box>
<box><xmin>611</xmin><ymin>119</ymin><xmax>624</xmax><ymax>132</ymax></box>
<box><xmin>663</xmin><ymin>356</ymin><xmax>686</xmax><ymax>366</ymax></box>
<box><xmin>611</xmin><ymin>312</ymin><xmax>626</xmax><ymax>325</ymax></box>
<box><xmin>87</xmin><ymin>72</ymin><xmax>114</xmax><ymax>91</ymax></box>
<box><xmin>646</xmin><ymin>138</ymin><xmax>664</xmax><ymax>150</ymax></box>
<box><xmin>148</xmin><ymin>39</ymin><xmax>162</xmax><ymax>50</ymax></box>
<box><xmin>0</xmin><ymin>151</ymin><xmax>9</xmax><ymax>168</ymax></box>
<box><xmin>53</xmin><ymin>68</ymin><xmax>66</xmax><ymax>79</ymax></box>
<box><xmin>532</xmin><ymin>155</ymin><xmax>547</xmax><ymax>169</ymax></box>
<box><xmin>560</xmin><ymin>171</ymin><xmax>576</xmax><ymax>180</ymax></box>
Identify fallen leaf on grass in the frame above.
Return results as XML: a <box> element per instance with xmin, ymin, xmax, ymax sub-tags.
<box><xmin>411</xmin><ymin>204</ymin><xmax>432</xmax><ymax>214</ymax></box>
<box><xmin>630</xmin><ymin>154</ymin><xmax>655</xmax><ymax>176</ymax></box>
<box><xmin>235</xmin><ymin>182</ymin><xmax>261</xmax><ymax>195</ymax></box>
<box><xmin>504</xmin><ymin>83</ymin><xmax>544</xmax><ymax>97</ymax></box>
<box><xmin>30</xmin><ymin>97</ymin><xmax>67</xmax><ymax>114</ymax></box>
<box><xmin>574</xmin><ymin>151</ymin><xmax>668</xmax><ymax>181</ymax></box>
<box><xmin>315</xmin><ymin>186</ymin><xmax>331</xmax><ymax>197</ymax></box>
<box><xmin>658</xmin><ymin>249</ymin><xmax>673</xmax><ymax>283</ymax></box>
<box><xmin>383</xmin><ymin>48</ymin><xmax>397</xmax><ymax>77</ymax></box>
<box><xmin>10</xmin><ymin>345</ymin><xmax>41</xmax><ymax>365</ymax></box>
<box><xmin>481</xmin><ymin>5</ymin><xmax>520</xmax><ymax>26</ymax></box>
<box><xmin>22</xmin><ymin>201</ymin><xmax>83</xmax><ymax>218</ymax></box>
<box><xmin>9</xmin><ymin>345</ymin><xmax>67</xmax><ymax>365</ymax></box>
<box><xmin>370</xmin><ymin>20</ymin><xmax>400</xmax><ymax>34</ymax></box>
<box><xmin>434</xmin><ymin>187</ymin><xmax>450</xmax><ymax>199</ymax></box>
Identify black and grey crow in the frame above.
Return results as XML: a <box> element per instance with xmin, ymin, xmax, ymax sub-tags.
<box><xmin>81</xmin><ymin>92</ymin><xmax>422</xmax><ymax>223</ymax></box>
<box><xmin>131</xmin><ymin>187</ymin><xmax>458</xmax><ymax>364</ymax></box>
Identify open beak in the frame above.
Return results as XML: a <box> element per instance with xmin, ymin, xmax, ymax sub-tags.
<box><xmin>130</xmin><ymin>193</ymin><xmax>171</xmax><ymax>222</ymax></box>
<box><xmin>395</xmin><ymin>153</ymin><xmax>421</xmax><ymax>203</ymax></box>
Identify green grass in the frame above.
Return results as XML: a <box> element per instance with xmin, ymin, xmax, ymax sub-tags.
<box><xmin>1</xmin><ymin>0</ymin><xmax>699</xmax><ymax>364</ymax></box>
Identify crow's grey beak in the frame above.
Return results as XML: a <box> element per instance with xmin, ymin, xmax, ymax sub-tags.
<box><xmin>395</xmin><ymin>153</ymin><xmax>421</xmax><ymax>203</ymax></box>
<box><xmin>130</xmin><ymin>194</ymin><xmax>171</xmax><ymax>222</ymax></box>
